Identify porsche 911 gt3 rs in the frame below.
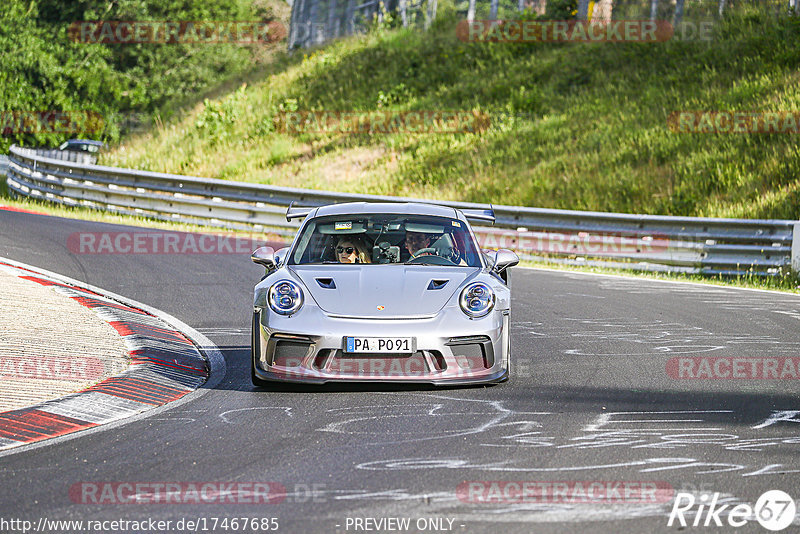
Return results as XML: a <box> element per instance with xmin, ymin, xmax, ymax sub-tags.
<box><xmin>250</xmin><ymin>202</ymin><xmax>518</xmax><ymax>385</ymax></box>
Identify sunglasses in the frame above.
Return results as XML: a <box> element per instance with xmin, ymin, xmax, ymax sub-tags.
<box><xmin>336</xmin><ymin>246</ymin><xmax>355</xmax><ymax>254</ymax></box>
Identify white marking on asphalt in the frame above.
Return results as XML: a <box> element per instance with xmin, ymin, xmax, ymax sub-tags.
<box><xmin>197</xmin><ymin>328</ymin><xmax>250</xmax><ymax>336</ymax></box>
<box><xmin>742</xmin><ymin>464</ymin><xmax>800</xmax><ymax>476</ymax></box>
<box><xmin>581</xmin><ymin>410</ymin><xmax>732</xmax><ymax>432</ymax></box>
<box><xmin>751</xmin><ymin>410</ymin><xmax>800</xmax><ymax>429</ymax></box>
<box><xmin>319</xmin><ymin>392</ymin><xmax>552</xmax><ymax>446</ymax></box>
<box><xmin>219</xmin><ymin>406</ymin><xmax>293</xmax><ymax>423</ymax></box>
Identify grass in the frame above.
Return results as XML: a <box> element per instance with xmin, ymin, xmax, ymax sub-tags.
<box><xmin>103</xmin><ymin>4</ymin><xmax>800</xmax><ymax>220</ymax></box>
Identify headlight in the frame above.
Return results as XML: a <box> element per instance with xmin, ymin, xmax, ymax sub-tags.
<box><xmin>459</xmin><ymin>282</ymin><xmax>495</xmax><ymax>318</ymax></box>
<box><xmin>268</xmin><ymin>280</ymin><xmax>304</xmax><ymax>315</ymax></box>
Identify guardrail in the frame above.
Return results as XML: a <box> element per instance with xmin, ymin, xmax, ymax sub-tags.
<box><xmin>31</xmin><ymin>148</ymin><xmax>97</xmax><ymax>165</ymax></box>
<box><xmin>7</xmin><ymin>145</ymin><xmax>800</xmax><ymax>277</ymax></box>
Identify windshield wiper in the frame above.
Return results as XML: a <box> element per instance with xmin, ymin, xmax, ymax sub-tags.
<box><xmin>404</xmin><ymin>260</ymin><xmax>441</xmax><ymax>266</ymax></box>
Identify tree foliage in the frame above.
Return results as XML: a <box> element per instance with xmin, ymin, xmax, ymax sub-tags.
<box><xmin>0</xmin><ymin>0</ymin><xmax>260</xmax><ymax>151</ymax></box>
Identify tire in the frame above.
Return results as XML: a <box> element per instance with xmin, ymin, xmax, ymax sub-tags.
<box><xmin>501</xmin><ymin>343</ymin><xmax>511</xmax><ymax>382</ymax></box>
<box><xmin>251</xmin><ymin>310</ymin><xmax>271</xmax><ymax>387</ymax></box>
<box><xmin>499</xmin><ymin>313</ymin><xmax>511</xmax><ymax>382</ymax></box>
<box><xmin>498</xmin><ymin>347</ymin><xmax>511</xmax><ymax>383</ymax></box>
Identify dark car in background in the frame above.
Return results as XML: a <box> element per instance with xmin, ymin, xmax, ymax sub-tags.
<box><xmin>58</xmin><ymin>139</ymin><xmax>107</xmax><ymax>155</ymax></box>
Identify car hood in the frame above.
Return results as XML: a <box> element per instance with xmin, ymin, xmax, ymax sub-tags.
<box><xmin>289</xmin><ymin>265</ymin><xmax>479</xmax><ymax>318</ymax></box>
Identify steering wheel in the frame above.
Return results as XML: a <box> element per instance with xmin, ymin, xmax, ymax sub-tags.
<box><xmin>407</xmin><ymin>248</ymin><xmax>457</xmax><ymax>265</ymax></box>
<box><xmin>412</xmin><ymin>247</ymin><xmax>439</xmax><ymax>258</ymax></box>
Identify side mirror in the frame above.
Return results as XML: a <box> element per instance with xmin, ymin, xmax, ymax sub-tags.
<box><xmin>273</xmin><ymin>247</ymin><xmax>290</xmax><ymax>267</ymax></box>
<box><xmin>492</xmin><ymin>249</ymin><xmax>519</xmax><ymax>273</ymax></box>
<box><xmin>251</xmin><ymin>246</ymin><xmax>276</xmax><ymax>272</ymax></box>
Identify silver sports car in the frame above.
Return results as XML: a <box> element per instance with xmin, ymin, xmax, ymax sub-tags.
<box><xmin>250</xmin><ymin>202</ymin><xmax>518</xmax><ymax>386</ymax></box>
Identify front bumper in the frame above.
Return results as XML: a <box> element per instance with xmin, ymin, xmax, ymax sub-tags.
<box><xmin>252</xmin><ymin>307</ymin><xmax>510</xmax><ymax>385</ymax></box>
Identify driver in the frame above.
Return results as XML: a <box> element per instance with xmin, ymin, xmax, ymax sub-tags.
<box><xmin>404</xmin><ymin>231</ymin><xmax>436</xmax><ymax>260</ymax></box>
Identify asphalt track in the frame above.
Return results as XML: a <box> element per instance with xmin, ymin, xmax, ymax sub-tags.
<box><xmin>1</xmin><ymin>208</ymin><xmax>799</xmax><ymax>534</ymax></box>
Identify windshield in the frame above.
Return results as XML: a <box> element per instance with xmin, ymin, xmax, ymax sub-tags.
<box><xmin>289</xmin><ymin>214</ymin><xmax>483</xmax><ymax>267</ymax></box>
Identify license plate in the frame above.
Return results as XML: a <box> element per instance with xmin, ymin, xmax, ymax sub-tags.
<box><xmin>344</xmin><ymin>337</ymin><xmax>414</xmax><ymax>353</ymax></box>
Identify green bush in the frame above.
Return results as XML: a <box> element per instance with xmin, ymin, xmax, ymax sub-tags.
<box><xmin>0</xmin><ymin>0</ymin><xmax>268</xmax><ymax>152</ymax></box>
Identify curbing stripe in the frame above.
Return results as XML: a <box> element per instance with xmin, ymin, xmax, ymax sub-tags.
<box><xmin>122</xmin><ymin>335</ymin><xmax>200</xmax><ymax>356</ymax></box>
<box><xmin>0</xmin><ymin>410</ymin><xmax>97</xmax><ymax>442</ymax></box>
<box><xmin>129</xmin><ymin>351</ymin><xmax>207</xmax><ymax>374</ymax></box>
<box><xmin>85</xmin><ymin>376</ymin><xmax>190</xmax><ymax>405</ymax></box>
<box><xmin>128</xmin><ymin>366</ymin><xmax>205</xmax><ymax>388</ymax></box>
<box><xmin>71</xmin><ymin>296</ymin><xmax>150</xmax><ymax>314</ymax></box>
<box><xmin>37</xmin><ymin>392</ymin><xmax>153</xmax><ymax>424</ymax></box>
<box><xmin>0</xmin><ymin>260</ymin><xmax>211</xmax><ymax>450</ymax></box>
<box><xmin>107</xmin><ymin>321</ymin><xmax>193</xmax><ymax>343</ymax></box>
<box><xmin>95</xmin><ymin>308</ymin><xmax>171</xmax><ymax>326</ymax></box>
<box><xmin>18</xmin><ymin>276</ymin><xmax>102</xmax><ymax>296</ymax></box>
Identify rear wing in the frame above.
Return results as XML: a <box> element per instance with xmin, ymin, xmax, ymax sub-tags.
<box><xmin>286</xmin><ymin>202</ymin><xmax>314</xmax><ymax>222</ymax></box>
<box><xmin>460</xmin><ymin>207</ymin><xmax>495</xmax><ymax>224</ymax></box>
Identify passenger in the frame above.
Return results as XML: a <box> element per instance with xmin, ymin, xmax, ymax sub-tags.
<box><xmin>336</xmin><ymin>237</ymin><xmax>371</xmax><ymax>263</ymax></box>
